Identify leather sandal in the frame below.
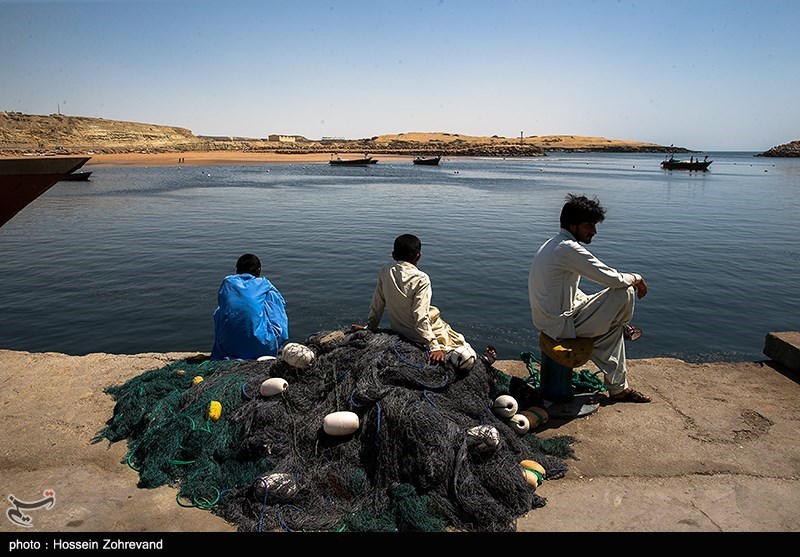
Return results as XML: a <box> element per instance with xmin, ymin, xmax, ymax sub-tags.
<box><xmin>609</xmin><ymin>388</ymin><xmax>651</xmax><ymax>403</ymax></box>
<box><xmin>623</xmin><ymin>324</ymin><xmax>642</xmax><ymax>341</ymax></box>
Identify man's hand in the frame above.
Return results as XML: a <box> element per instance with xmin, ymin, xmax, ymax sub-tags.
<box><xmin>427</xmin><ymin>349</ymin><xmax>446</xmax><ymax>364</ymax></box>
<box><xmin>634</xmin><ymin>277</ymin><xmax>648</xmax><ymax>299</ymax></box>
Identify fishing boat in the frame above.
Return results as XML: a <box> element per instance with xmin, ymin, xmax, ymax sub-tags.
<box><xmin>0</xmin><ymin>156</ymin><xmax>91</xmax><ymax>227</ymax></box>
<box><xmin>59</xmin><ymin>170</ymin><xmax>92</xmax><ymax>181</ymax></box>
<box><xmin>329</xmin><ymin>154</ymin><xmax>378</xmax><ymax>166</ymax></box>
<box><xmin>412</xmin><ymin>155</ymin><xmax>441</xmax><ymax>166</ymax></box>
<box><xmin>661</xmin><ymin>156</ymin><xmax>712</xmax><ymax>171</ymax></box>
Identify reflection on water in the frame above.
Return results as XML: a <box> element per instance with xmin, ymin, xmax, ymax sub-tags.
<box><xmin>1</xmin><ymin>152</ymin><xmax>798</xmax><ymax>363</ymax></box>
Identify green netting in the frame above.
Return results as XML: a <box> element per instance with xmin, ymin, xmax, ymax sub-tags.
<box><xmin>94</xmin><ymin>329</ymin><xmax>577</xmax><ymax>532</ymax></box>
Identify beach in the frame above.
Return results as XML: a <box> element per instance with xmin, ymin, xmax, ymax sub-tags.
<box><xmin>85</xmin><ymin>151</ymin><xmax>413</xmax><ymax>168</ymax></box>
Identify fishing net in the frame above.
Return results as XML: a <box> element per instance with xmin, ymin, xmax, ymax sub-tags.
<box><xmin>94</xmin><ymin>329</ymin><xmax>577</xmax><ymax>532</ymax></box>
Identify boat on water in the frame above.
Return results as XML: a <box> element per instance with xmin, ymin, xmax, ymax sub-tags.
<box><xmin>0</xmin><ymin>156</ymin><xmax>91</xmax><ymax>228</ymax></box>
<box><xmin>412</xmin><ymin>155</ymin><xmax>441</xmax><ymax>166</ymax></box>
<box><xmin>59</xmin><ymin>170</ymin><xmax>92</xmax><ymax>181</ymax></box>
<box><xmin>661</xmin><ymin>155</ymin><xmax>712</xmax><ymax>171</ymax></box>
<box><xmin>329</xmin><ymin>154</ymin><xmax>378</xmax><ymax>166</ymax></box>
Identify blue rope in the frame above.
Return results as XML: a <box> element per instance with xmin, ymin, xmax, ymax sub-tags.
<box><xmin>241</xmin><ymin>382</ymin><xmax>253</xmax><ymax>400</ymax></box>
<box><xmin>349</xmin><ymin>389</ymin><xmax>370</xmax><ymax>408</ymax></box>
<box><xmin>335</xmin><ymin>369</ymin><xmax>350</xmax><ymax>382</ymax></box>
<box><xmin>278</xmin><ymin>504</ymin><xmax>299</xmax><ymax>532</ymax></box>
<box><xmin>422</xmin><ymin>390</ymin><xmax>436</xmax><ymax>408</ymax></box>
<box><xmin>257</xmin><ymin>482</ymin><xmax>268</xmax><ymax>532</ymax></box>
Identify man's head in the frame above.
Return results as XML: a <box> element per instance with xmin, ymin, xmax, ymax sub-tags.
<box><xmin>392</xmin><ymin>234</ymin><xmax>422</xmax><ymax>264</ymax></box>
<box><xmin>236</xmin><ymin>253</ymin><xmax>261</xmax><ymax>276</ymax></box>
<box><xmin>559</xmin><ymin>194</ymin><xmax>606</xmax><ymax>244</ymax></box>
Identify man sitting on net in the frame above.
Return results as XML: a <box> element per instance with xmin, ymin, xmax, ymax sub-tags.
<box><xmin>353</xmin><ymin>233</ymin><xmax>477</xmax><ymax>365</ymax></box>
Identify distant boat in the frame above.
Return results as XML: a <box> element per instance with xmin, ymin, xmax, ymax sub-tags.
<box><xmin>412</xmin><ymin>156</ymin><xmax>441</xmax><ymax>166</ymax></box>
<box><xmin>329</xmin><ymin>154</ymin><xmax>378</xmax><ymax>166</ymax></box>
<box><xmin>0</xmin><ymin>156</ymin><xmax>91</xmax><ymax>228</ymax></box>
<box><xmin>59</xmin><ymin>171</ymin><xmax>92</xmax><ymax>181</ymax></box>
<box><xmin>661</xmin><ymin>156</ymin><xmax>712</xmax><ymax>171</ymax></box>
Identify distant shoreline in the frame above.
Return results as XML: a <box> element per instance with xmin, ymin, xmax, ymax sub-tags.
<box><xmin>85</xmin><ymin>151</ymin><xmax>412</xmax><ymax>167</ymax></box>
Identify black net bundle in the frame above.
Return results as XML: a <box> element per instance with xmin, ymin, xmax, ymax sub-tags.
<box><xmin>94</xmin><ymin>329</ymin><xmax>576</xmax><ymax>532</ymax></box>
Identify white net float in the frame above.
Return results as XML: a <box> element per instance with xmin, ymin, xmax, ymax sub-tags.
<box><xmin>509</xmin><ymin>413</ymin><xmax>530</xmax><ymax>435</ymax></box>
<box><xmin>260</xmin><ymin>377</ymin><xmax>288</xmax><ymax>397</ymax></box>
<box><xmin>492</xmin><ymin>395</ymin><xmax>518</xmax><ymax>419</ymax></box>
<box><xmin>322</xmin><ymin>410</ymin><xmax>360</xmax><ymax>436</ymax></box>
<box><xmin>446</xmin><ymin>344</ymin><xmax>477</xmax><ymax>371</ymax></box>
<box><xmin>278</xmin><ymin>343</ymin><xmax>315</xmax><ymax>369</ymax></box>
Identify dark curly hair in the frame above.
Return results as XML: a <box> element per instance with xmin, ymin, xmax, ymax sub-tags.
<box><xmin>559</xmin><ymin>194</ymin><xmax>606</xmax><ymax>228</ymax></box>
<box><xmin>392</xmin><ymin>234</ymin><xmax>421</xmax><ymax>263</ymax></box>
<box><xmin>235</xmin><ymin>253</ymin><xmax>261</xmax><ymax>276</ymax></box>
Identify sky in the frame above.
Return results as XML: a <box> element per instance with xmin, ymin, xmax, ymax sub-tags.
<box><xmin>1</xmin><ymin>0</ymin><xmax>798</xmax><ymax>151</ymax></box>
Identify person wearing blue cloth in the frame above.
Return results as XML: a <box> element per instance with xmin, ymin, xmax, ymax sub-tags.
<box><xmin>210</xmin><ymin>253</ymin><xmax>289</xmax><ymax>360</ymax></box>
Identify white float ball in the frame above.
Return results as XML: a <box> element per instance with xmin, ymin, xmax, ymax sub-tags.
<box><xmin>323</xmin><ymin>411</ymin><xmax>360</xmax><ymax>436</ymax></box>
<box><xmin>278</xmin><ymin>343</ymin><xmax>315</xmax><ymax>369</ymax></box>
<box><xmin>260</xmin><ymin>377</ymin><xmax>288</xmax><ymax>397</ymax></box>
<box><xmin>447</xmin><ymin>344</ymin><xmax>477</xmax><ymax>371</ymax></box>
<box><xmin>492</xmin><ymin>395</ymin><xmax>519</xmax><ymax>419</ymax></box>
<box><xmin>509</xmin><ymin>413</ymin><xmax>530</xmax><ymax>435</ymax></box>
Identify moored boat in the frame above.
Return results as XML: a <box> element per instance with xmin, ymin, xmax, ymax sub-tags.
<box><xmin>661</xmin><ymin>155</ymin><xmax>712</xmax><ymax>171</ymax></box>
<box><xmin>59</xmin><ymin>170</ymin><xmax>92</xmax><ymax>181</ymax></box>
<box><xmin>412</xmin><ymin>155</ymin><xmax>441</xmax><ymax>166</ymax></box>
<box><xmin>329</xmin><ymin>154</ymin><xmax>378</xmax><ymax>166</ymax></box>
<box><xmin>0</xmin><ymin>156</ymin><xmax>91</xmax><ymax>227</ymax></box>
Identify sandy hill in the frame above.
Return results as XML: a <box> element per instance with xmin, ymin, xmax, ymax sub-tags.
<box><xmin>0</xmin><ymin>112</ymin><xmax>679</xmax><ymax>156</ymax></box>
<box><xmin>373</xmin><ymin>131</ymin><xmax>667</xmax><ymax>151</ymax></box>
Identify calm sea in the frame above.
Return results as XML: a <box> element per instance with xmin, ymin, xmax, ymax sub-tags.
<box><xmin>1</xmin><ymin>152</ymin><xmax>798</xmax><ymax>363</ymax></box>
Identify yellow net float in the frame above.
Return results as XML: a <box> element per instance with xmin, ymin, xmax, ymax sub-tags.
<box><xmin>208</xmin><ymin>400</ymin><xmax>222</xmax><ymax>421</ymax></box>
<box><xmin>520</xmin><ymin>460</ymin><xmax>546</xmax><ymax>489</ymax></box>
<box><xmin>192</xmin><ymin>376</ymin><xmax>204</xmax><ymax>385</ymax></box>
<box><xmin>176</xmin><ymin>369</ymin><xmax>185</xmax><ymax>375</ymax></box>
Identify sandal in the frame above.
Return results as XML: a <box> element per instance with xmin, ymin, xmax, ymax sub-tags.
<box><xmin>609</xmin><ymin>388</ymin><xmax>651</xmax><ymax>403</ymax></box>
<box><xmin>623</xmin><ymin>324</ymin><xmax>642</xmax><ymax>341</ymax></box>
<box><xmin>481</xmin><ymin>345</ymin><xmax>497</xmax><ymax>366</ymax></box>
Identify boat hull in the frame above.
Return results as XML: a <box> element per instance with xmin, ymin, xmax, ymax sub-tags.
<box><xmin>660</xmin><ymin>160</ymin><xmax>712</xmax><ymax>171</ymax></box>
<box><xmin>0</xmin><ymin>156</ymin><xmax>90</xmax><ymax>227</ymax></box>
<box><xmin>329</xmin><ymin>157</ymin><xmax>378</xmax><ymax>166</ymax></box>
<box><xmin>59</xmin><ymin>171</ymin><xmax>92</xmax><ymax>181</ymax></box>
<box><xmin>413</xmin><ymin>156</ymin><xmax>441</xmax><ymax>166</ymax></box>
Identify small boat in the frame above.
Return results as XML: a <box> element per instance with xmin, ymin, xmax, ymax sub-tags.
<box><xmin>0</xmin><ymin>156</ymin><xmax>91</xmax><ymax>228</ymax></box>
<box><xmin>329</xmin><ymin>155</ymin><xmax>378</xmax><ymax>166</ymax></box>
<box><xmin>661</xmin><ymin>156</ymin><xmax>712</xmax><ymax>171</ymax></box>
<box><xmin>413</xmin><ymin>156</ymin><xmax>441</xmax><ymax>166</ymax></box>
<box><xmin>59</xmin><ymin>171</ymin><xmax>92</xmax><ymax>181</ymax></box>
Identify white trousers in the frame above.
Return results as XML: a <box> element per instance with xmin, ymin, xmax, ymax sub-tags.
<box><xmin>571</xmin><ymin>286</ymin><xmax>636</xmax><ymax>396</ymax></box>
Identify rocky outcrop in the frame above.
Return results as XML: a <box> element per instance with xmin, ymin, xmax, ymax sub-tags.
<box><xmin>756</xmin><ymin>140</ymin><xmax>800</xmax><ymax>157</ymax></box>
<box><xmin>0</xmin><ymin>112</ymin><xmax>208</xmax><ymax>154</ymax></box>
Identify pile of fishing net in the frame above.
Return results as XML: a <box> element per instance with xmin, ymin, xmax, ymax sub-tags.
<box><xmin>94</xmin><ymin>329</ymin><xmax>577</xmax><ymax>532</ymax></box>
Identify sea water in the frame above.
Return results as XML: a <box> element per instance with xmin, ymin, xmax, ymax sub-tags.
<box><xmin>1</xmin><ymin>152</ymin><xmax>798</xmax><ymax>363</ymax></box>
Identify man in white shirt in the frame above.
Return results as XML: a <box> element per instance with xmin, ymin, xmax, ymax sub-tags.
<box><xmin>528</xmin><ymin>194</ymin><xmax>651</xmax><ymax>403</ymax></box>
<box><xmin>359</xmin><ymin>234</ymin><xmax>472</xmax><ymax>364</ymax></box>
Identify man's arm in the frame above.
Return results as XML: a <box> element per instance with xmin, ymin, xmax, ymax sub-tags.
<box><xmin>568</xmin><ymin>243</ymin><xmax>643</xmax><ymax>291</ymax></box>
<box><xmin>410</xmin><ymin>277</ymin><xmax>446</xmax><ymax>363</ymax></box>
<box><xmin>366</xmin><ymin>276</ymin><xmax>386</xmax><ymax>330</ymax></box>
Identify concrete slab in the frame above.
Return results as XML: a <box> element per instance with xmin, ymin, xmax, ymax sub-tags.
<box><xmin>1</xmin><ymin>349</ymin><xmax>798</xmax><ymax>537</ymax></box>
<box><xmin>764</xmin><ymin>331</ymin><xmax>800</xmax><ymax>373</ymax></box>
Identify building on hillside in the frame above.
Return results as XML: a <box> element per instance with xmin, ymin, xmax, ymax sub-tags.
<box><xmin>268</xmin><ymin>134</ymin><xmax>301</xmax><ymax>143</ymax></box>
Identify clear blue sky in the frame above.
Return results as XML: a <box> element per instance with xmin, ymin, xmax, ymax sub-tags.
<box><xmin>1</xmin><ymin>0</ymin><xmax>798</xmax><ymax>150</ymax></box>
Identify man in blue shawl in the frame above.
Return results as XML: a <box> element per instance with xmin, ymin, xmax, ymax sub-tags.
<box><xmin>211</xmin><ymin>253</ymin><xmax>289</xmax><ymax>360</ymax></box>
